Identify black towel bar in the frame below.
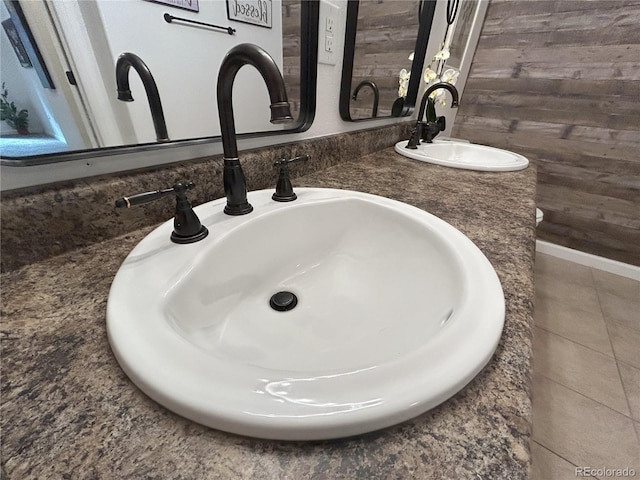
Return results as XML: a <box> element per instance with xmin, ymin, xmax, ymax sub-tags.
<box><xmin>163</xmin><ymin>13</ymin><xmax>236</xmax><ymax>35</ymax></box>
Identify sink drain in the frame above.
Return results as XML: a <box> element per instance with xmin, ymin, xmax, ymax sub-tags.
<box><xmin>269</xmin><ymin>291</ymin><xmax>298</xmax><ymax>311</ymax></box>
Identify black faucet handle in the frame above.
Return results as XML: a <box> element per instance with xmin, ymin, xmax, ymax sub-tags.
<box><xmin>115</xmin><ymin>181</ymin><xmax>208</xmax><ymax>244</ymax></box>
<box><xmin>405</xmin><ymin>121</ymin><xmax>423</xmax><ymax>149</ymax></box>
<box><xmin>273</xmin><ymin>154</ymin><xmax>310</xmax><ymax>167</ymax></box>
<box><xmin>115</xmin><ymin>181</ymin><xmax>194</xmax><ymax>208</ymax></box>
<box><xmin>272</xmin><ymin>155</ymin><xmax>310</xmax><ymax>202</ymax></box>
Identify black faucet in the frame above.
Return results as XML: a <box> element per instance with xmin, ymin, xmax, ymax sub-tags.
<box><xmin>217</xmin><ymin>44</ymin><xmax>293</xmax><ymax>215</ymax></box>
<box><xmin>115</xmin><ymin>52</ymin><xmax>169</xmax><ymax>142</ymax></box>
<box><xmin>352</xmin><ymin>80</ymin><xmax>379</xmax><ymax>118</ymax></box>
<box><xmin>406</xmin><ymin>82</ymin><xmax>459</xmax><ymax>149</ymax></box>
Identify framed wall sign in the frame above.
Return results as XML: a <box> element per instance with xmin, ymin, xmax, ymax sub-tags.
<box><xmin>2</xmin><ymin>18</ymin><xmax>32</xmax><ymax>68</ymax></box>
<box><xmin>145</xmin><ymin>0</ymin><xmax>199</xmax><ymax>13</ymax></box>
<box><xmin>3</xmin><ymin>0</ymin><xmax>55</xmax><ymax>88</ymax></box>
<box><xmin>226</xmin><ymin>0</ymin><xmax>272</xmax><ymax>28</ymax></box>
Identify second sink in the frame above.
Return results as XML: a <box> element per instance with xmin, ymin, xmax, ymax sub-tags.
<box><xmin>395</xmin><ymin>140</ymin><xmax>529</xmax><ymax>172</ymax></box>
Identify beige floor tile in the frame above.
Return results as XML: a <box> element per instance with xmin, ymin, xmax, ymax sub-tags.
<box><xmin>533</xmin><ymin>328</ymin><xmax>630</xmax><ymax>416</ymax></box>
<box><xmin>534</xmin><ymin>294</ymin><xmax>613</xmax><ymax>357</ymax></box>
<box><xmin>530</xmin><ymin>441</ymin><xmax>592</xmax><ymax>479</ymax></box>
<box><xmin>535</xmin><ymin>272</ymin><xmax>601</xmax><ymax>315</ymax></box>
<box><xmin>535</xmin><ymin>253</ymin><xmax>595</xmax><ymax>288</ymax></box>
<box><xmin>531</xmin><ymin>375</ymin><xmax>640</xmax><ymax>475</ymax></box>
<box><xmin>592</xmin><ymin>269</ymin><xmax>640</xmax><ymax>301</ymax></box>
<box><xmin>608</xmin><ymin>323</ymin><xmax>640</xmax><ymax>369</ymax></box>
<box><xmin>619</xmin><ymin>362</ymin><xmax>640</xmax><ymax>422</ymax></box>
<box><xmin>598</xmin><ymin>290</ymin><xmax>640</xmax><ymax>332</ymax></box>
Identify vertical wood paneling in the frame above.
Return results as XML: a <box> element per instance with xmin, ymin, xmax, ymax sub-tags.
<box><xmin>452</xmin><ymin>0</ymin><xmax>640</xmax><ymax>266</ymax></box>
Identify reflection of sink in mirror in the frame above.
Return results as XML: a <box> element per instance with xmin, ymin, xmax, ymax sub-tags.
<box><xmin>394</xmin><ymin>140</ymin><xmax>529</xmax><ymax>172</ymax></box>
<box><xmin>107</xmin><ymin>188</ymin><xmax>505</xmax><ymax>441</ymax></box>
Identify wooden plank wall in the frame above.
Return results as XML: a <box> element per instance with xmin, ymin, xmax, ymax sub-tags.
<box><xmin>451</xmin><ymin>0</ymin><xmax>640</xmax><ymax>266</ymax></box>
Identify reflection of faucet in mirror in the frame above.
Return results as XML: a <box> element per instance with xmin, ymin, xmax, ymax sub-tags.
<box><xmin>217</xmin><ymin>43</ymin><xmax>293</xmax><ymax>216</ymax></box>
<box><xmin>406</xmin><ymin>82</ymin><xmax>459</xmax><ymax>149</ymax></box>
<box><xmin>421</xmin><ymin>96</ymin><xmax>445</xmax><ymax>143</ymax></box>
<box><xmin>115</xmin><ymin>53</ymin><xmax>169</xmax><ymax>142</ymax></box>
<box><xmin>352</xmin><ymin>80</ymin><xmax>379</xmax><ymax>118</ymax></box>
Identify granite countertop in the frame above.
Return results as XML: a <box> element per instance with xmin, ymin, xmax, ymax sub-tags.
<box><xmin>1</xmin><ymin>147</ymin><xmax>537</xmax><ymax>479</ymax></box>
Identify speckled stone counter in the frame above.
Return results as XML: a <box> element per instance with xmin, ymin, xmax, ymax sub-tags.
<box><xmin>0</xmin><ymin>123</ymin><xmax>412</xmax><ymax>273</ymax></box>
<box><xmin>1</xmin><ymin>147</ymin><xmax>537</xmax><ymax>479</ymax></box>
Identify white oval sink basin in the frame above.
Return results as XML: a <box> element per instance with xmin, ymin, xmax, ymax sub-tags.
<box><xmin>394</xmin><ymin>140</ymin><xmax>529</xmax><ymax>171</ymax></box>
<box><xmin>107</xmin><ymin>188</ymin><xmax>505</xmax><ymax>440</ymax></box>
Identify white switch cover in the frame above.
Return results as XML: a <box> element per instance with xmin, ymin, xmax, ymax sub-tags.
<box><xmin>318</xmin><ymin>0</ymin><xmax>339</xmax><ymax>65</ymax></box>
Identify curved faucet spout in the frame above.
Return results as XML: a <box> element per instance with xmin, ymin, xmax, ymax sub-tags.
<box><xmin>417</xmin><ymin>82</ymin><xmax>459</xmax><ymax>122</ymax></box>
<box><xmin>115</xmin><ymin>53</ymin><xmax>169</xmax><ymax>142</ymax></box>
<box><xmin>405</xmin><ymin>82</ymin><xmax>459</xmax><ymax>149</ymax></box>
<box><xmin>217</xmin><ymin>44</ymin><xmax>292</xmax><ymax>160</ymax></box>
<box><xmin>217</xmin><ymin>43</ymin><xmax>293</xmax><ymax>216</ymax></box>
<box><xmin>352</xmin><ymin>80</ymin><xmax>379</xmax><ymax>118</ymax></box>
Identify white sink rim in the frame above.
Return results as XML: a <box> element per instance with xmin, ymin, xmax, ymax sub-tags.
<box><xmin>107</xmin><ymin>188</ymin><xmax>505</xmax><ymax>440</ymax></box>
<box><xmin>394</xmin><ymin>140</ymin><xmax>529</xmax><ymax>172</ymax></box>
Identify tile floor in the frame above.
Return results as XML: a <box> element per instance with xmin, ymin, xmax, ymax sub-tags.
<box><xmin>531</xmin><ymin>253</ymin><xmax>640</xmax><ymax>479</ymax></box>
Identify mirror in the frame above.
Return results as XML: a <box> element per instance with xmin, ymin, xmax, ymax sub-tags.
<box><xmin>339</xmin><ymin>0</ymin><xmax>436</xmax><ymax>121</ymax></box>
<box><xmin>418</xmin><ymin>0</ymin><xmax>481</xmax><ymax>117</ymax></box>
<box><xmin>0</xmin><ymin>0</ymin><xmax>318</xmax><ymax>165</ymax></box>
<box><xmin>446</xmin><ymin>0</ymin><xmax>478</xmax><ymax>69</ymax></box>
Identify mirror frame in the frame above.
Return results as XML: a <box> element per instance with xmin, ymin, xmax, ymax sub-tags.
<box><xmin>0</xmin><ymin>0</ymin><xmax>319</xmax><ymax>167</ymax></box>
<box><xmin>339</xmin><ymin>0</ymin><xmax>437</xmax><ymax>121</ymax></box>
